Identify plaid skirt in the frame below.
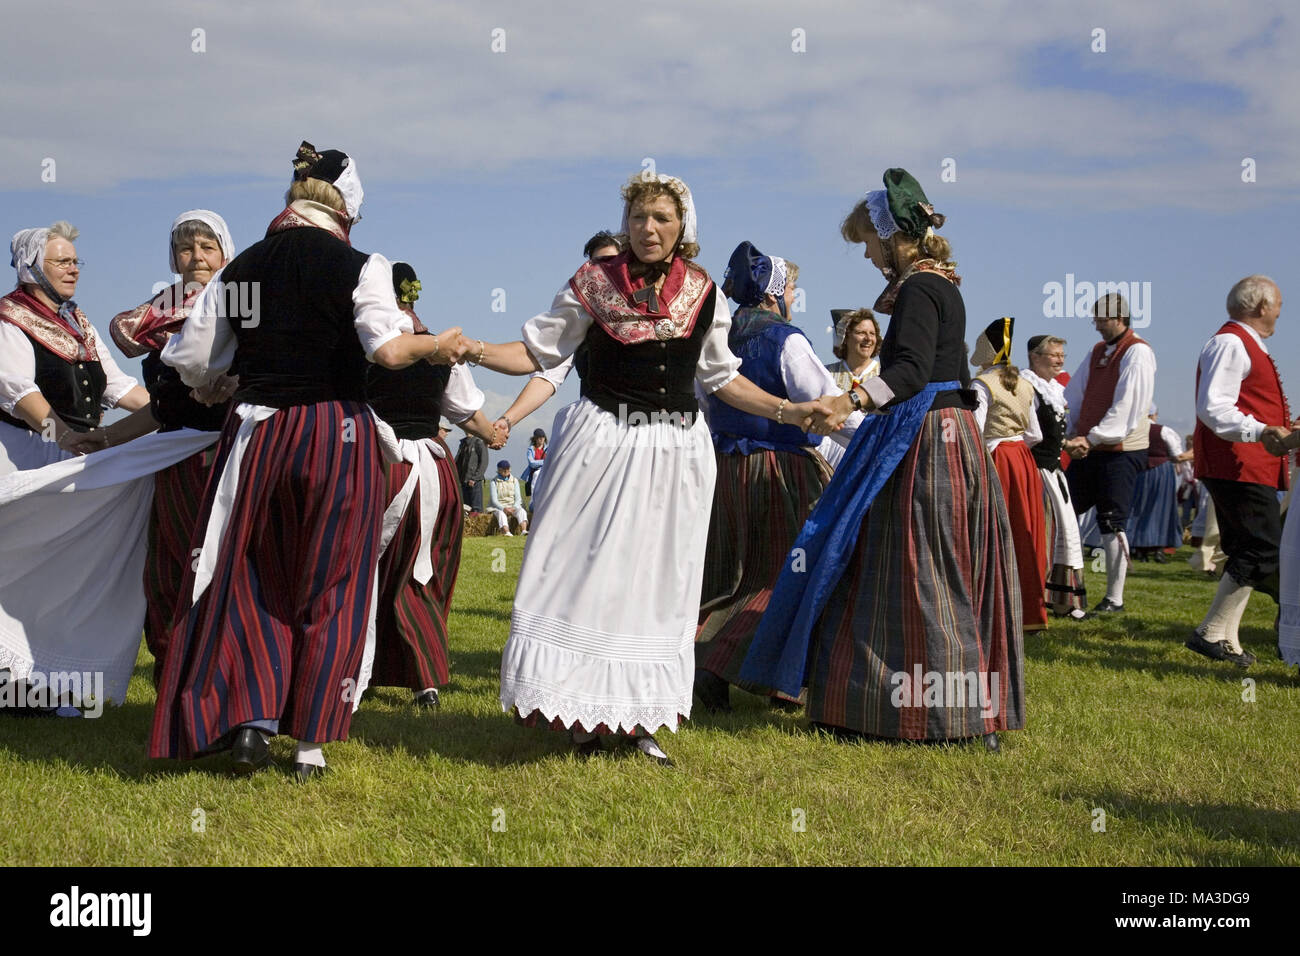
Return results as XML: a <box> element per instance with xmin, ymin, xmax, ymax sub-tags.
<box><xmin>696</xmin><ymin>447</ymin><xmax>832</xmax><ymax>695</ymax></box>
<box><xmin>804</xmin><ymin>408</ymin><xmax>1025</xmax><ymax>739</ymax></box>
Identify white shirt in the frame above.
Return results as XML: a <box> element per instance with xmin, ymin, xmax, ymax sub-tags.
<box><xmin>1063</xmin><ymin>336</ymin><xmax>1157</xmax><ymax>446</ymax></box>
<box><xmin>442</xmin><ymin>363</ymin><xmax>485</xmax><ymax>425</ymax></box>
<box><xmin>522</xmin><ymin>284</ymin><xmax>741</xmax><ymax>395</ymax></box>
<box><xmin>1160</xmin><ymin>425</ymin><xmax>1184</xmax><ymax>458</ymax></box>
<box><xmin>972</xmin><ymin>376</ymin><xmax>1043</xmax><ymax>451</ymax></box>
<box><xmin>0</xmin><ymin>319</ymin><xmax>138</xmax><ymax>415</ymax></box>
<box><xmin>1195</xmin><ymin>319</ymin><xmax>1269</xmax><ymax>444</ymax></box>
<box><xmin>162</xmin><ymin>254</ymin><xmax>414</xmax><ymax>388</ymax></box>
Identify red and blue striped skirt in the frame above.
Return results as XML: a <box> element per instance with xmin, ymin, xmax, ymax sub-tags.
<box><xmin>696</xmin><ymin>447</ymin><xmax>832</xmax><ymax>696</ymax></box>
<box><xmin>149</xmin><ymin>401</ymin><xmax>383</xmax><ymax>759</ymax></box>
<box><xmin>369</xmin><ymin>444</ymin><xmax>463</xmax><ymax>692</ymax></box>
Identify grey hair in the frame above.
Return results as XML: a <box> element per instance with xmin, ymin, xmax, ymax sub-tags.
<box><xmin>1031</xmin><ymin>335</ymin><xmax>1067</xmax><ymax>354</ymax></box>
<box><xmin>47</xmin><ymin>220</ymin><xmax>79</xmax><ymax>242</ymax></box>
<box><xmin>171</xmin><ymin>219</ymin><xmax>220</xmax><ymax>249</ymax></box>
<box><xmin>1226</xmin><ymin>274</ymin><xmax>1280</xmax><ymax>316</ymax></box>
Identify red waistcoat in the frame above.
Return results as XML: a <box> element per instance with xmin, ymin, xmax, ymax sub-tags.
<box><xmin>1075</xmin><ymin>327</ymin><xmax>1148</xmax><ymax>452</ymax></box>
<box><xmin>1193</xmin><ymin>322</ymin><xmax>1290</xmax><ymax>490</ymax></box>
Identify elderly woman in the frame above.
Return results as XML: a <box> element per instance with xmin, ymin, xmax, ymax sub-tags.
<box><xmin>1</xmin><ymin>223</ymin><xmax>150</xmax><ymax>471</ymax></box>
<box><xmin>694</xmin><ymin>241</ymin><xmax>859</xmax><ymax>714</ymax></box>
<box><xmin>108</xmin><ymin>210</ymin><xmax>237</xmax><ymax>683</ymax></box>
<box><xmin>972</xmin><ymin>317</ymin><xmax>1048</xmax><ymax>632</ymax></box>
<box><xmin>1021</xmin><ymin>334</ymin><xmax>1088</xmax><ymax>619</ymax></box>
<box><xmin>149</xmin><ymin>142</ymin><xmax>464</xmax><ymax>780</ymax></box>
<box><xmin>465</xmin><ymin>173</ymin><xmax>827</xmax><ymax>766</ymax></box>
<box><xmin>358</xmin><ymin>261</ymin><xmax>499</xmax><ymax>710</ymax></box>
<box><xmin>743</xmin><ymin>168</ymin><xmax>1024</xmax><ymax>750</ymax></box>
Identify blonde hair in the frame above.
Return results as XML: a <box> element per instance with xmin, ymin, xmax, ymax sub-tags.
<box><xmin>840</xmin><ymin>200</ymin><xmax>954</xmax><ymax>272</ymax></box>
<box><xmin>289</xmin><ymin>177</ymin><xmax>346</xmax><ymax>213</ymax></box>
<box><xmin>784</xmin><ymin>259</ymin><xmax>800</xmax><ymax>286</ymax></box>
<box><xmin>621</xmin><ymin>180</ymin><xmax>699</xmax><ymax>261</ymax></box>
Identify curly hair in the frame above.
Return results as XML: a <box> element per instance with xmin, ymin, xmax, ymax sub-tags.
<box><xmin>621</xmin><ymin>179</ymin><xmax>699</xmax><ymax>261</ymax></box>
<box><xmin>833</xmin><ymin>308</ymin><xmax>881</xmax><ymax>360</ymax></box>
<box><xmin>840</xmin><ymin>200</ymin><xmax>954</xmax><ymax>272</ymax></box>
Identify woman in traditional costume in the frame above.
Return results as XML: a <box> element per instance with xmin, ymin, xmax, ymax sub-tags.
<box><xmin>1</xmin><ymin>223</ymin><xmax>150</xmax><ymax>470</ymax></box>
<box><xmin>465</xmin><ymin>173</ymin><xmax>828</xmax><ymax>766</ymax></box>
<box><xmin>149</xmin><ymin>142</ymin><xmax>464</xmax><ymax>780</ymax></box>
<box><xmin>693</xmin><ymin>241</ymin><xmax>858</xmax><ymax>713</ymax></box>
<box><xmin>742</xmin><ymin>168</ymin><xmax>1024</xmax><ymax>750</ymax></box>
<box><xmin>825</xmin><ymin>308</ymin><xmax>881</xmax><ymax>392</ymax></box>
<box><xmin>358</xmin><ymin>262</ymin><xmax>498</xmax><ymax>710</ymax></box>
<box><xmin>109</xmin><ymin>211</ymin><xmax>237</xmax><ymax>684</ymax></box>
<box><xmin>972</xmin><ymin>317</ymin><xmax>1048</xmax><ymax>632</ymax></box>
<box><xmin>1126</xmin><ymin>407</ymin><xmax>1187</xmax><ymax>561</ymax></box>
<box><xmin>1021</xmin><ymin>334</ymin><xmax>1088</xmax><ymax>619</ymax></box>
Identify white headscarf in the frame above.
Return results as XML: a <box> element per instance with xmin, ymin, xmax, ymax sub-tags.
<box><xmin>169</xmin><ymin>210</ymin><xmax>236</xmax><ymax>274</ymax></box>
<box><xmin>620</xmin><ymin>172</ymin><xmax>698</xmax><ymax>246</ymax></box>
<box><xmin>10</xmin><ymin>227</ymin><xmax>52</xmax><ymax>287</ymax></box>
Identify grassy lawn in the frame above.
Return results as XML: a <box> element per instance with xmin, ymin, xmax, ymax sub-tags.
<box><xmin>2</xmin><ymin>538</ymin><xmax>1297</xmax><ymax>866</ymax></box>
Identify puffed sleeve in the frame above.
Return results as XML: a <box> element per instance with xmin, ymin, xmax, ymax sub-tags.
<box><xmin>695</xmin><ymin>288</ymin><xmax>742</xmax><ymax>394</ymax></box>
<box><xmin>521</xmin><ymin>285</ymin><xmax>593</xmax><ymax>370</ymax></box>
<box><xmin>353</xmin><ymin>254</ymin><xmax>415</xmax><ymax>359</ymax></box>
<box><xmin>530</xmin><ymin>353</ymin><xmax>573</xmax><ymax>391</ymax></box>
<box><xmin>0</xmin><ymin>322</ymin><xmax>39</xmax><ymax>413</ymax></box>
<box><xmin>443</xmin><ymin>362</ymin><xmax>486</xmax><ymax>424</ymax></box>
<box><xmin>161</xmin><ymin>267</ymin><xmax>236</xmax><ymax>388</ymax></box>
<box><xmin>97</xmin><ymin>343</ymin><xmax>140</xmax><ymax>407</ymax></box>
<box><xmin>779</xmin><ymin>331</ymin><xmax>861</xmax><ymax>445</ymax></box>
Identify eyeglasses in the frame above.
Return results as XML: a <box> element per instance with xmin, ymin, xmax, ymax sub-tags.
<box><xmin>45</xmin><ymin>257</ymin><xmax>84</xmax><ymax>271</ymax></box>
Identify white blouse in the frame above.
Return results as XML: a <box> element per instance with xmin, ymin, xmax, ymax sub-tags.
<box><xmin>443</xmin><ymin>363</ymin><xmax>485</xmax><ymax>424</ymax></box>
<box><xmin>162</xmin><ymin>254</ymin><xmax>414</xmax><ymax>388</ymax></box>
<box><xmin>0</xmin><ymin>319</ymin><xmax>139</xmax><ymax>416</ymax></box>
<box><xmin>521</xmin><ymin>284</ymin><xmax>742</xmax><ymax>395</ymax></box>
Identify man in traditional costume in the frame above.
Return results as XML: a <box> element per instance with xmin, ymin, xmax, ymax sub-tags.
<box><xmin>1063</xmin><ymin>293</ymin><xmax>1156</xmax><ymax>614</ymax></box>
<box><xmin>1022</xmin><ymin>334</ymin><xmax>1088</xmax><ymax>619</ymax></box>
<box><xmin>1186</xmin><ymin>275</ymin><xmax>1291</xmax><ymax>669</ymax></box>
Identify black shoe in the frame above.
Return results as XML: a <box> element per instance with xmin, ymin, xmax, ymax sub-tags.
<box><xmin>983</xmin><ymin>732</ymin><xmax>1000</xmax><ymax>753</ymax></box>
<box><xmin>230</xmin><ymin>727</ymin><xmax>271</xmax><ymax>775</ymax></box>
<box><xmin>693</xmin><ymin>669</ymin><xmax>732</xmax><ymax>714</ymax></box>
<box><xmin>293</xmin><ymin>762</ymin><xmax>327</xmax><ymax>783</ymax></box>
<box><xmin>1184</xmin><ymin>631</ymin><xmax>1228</xmax><ymax>662</ymax></box>
<box><xmin>1223</xmin><ymin>647</ymin><xmax>1256</xmax><ymax>669</ymax></box>
<box><xmin>769</xmin><ymin>696</ymin><xmax>802</xmax><ymax>713</ymax></box>
<box><xmin>1093</xmin><ymin>598</ymin><xmax>1125</xmax><ymax>614</ymax></box>
<box><xmin>414</xmin><ymin>688</ymin><xmax>440</xmax><ymax>709</ymax></box>
<box><xmin>1152</xmin><ymin>551</ymin><xmax>1169</xmax><ymax>564</ymax></box>
<box><xmin>573</xmin><ymin>736</ymin><xmax>602</xmax><ymax>758</ymax></box>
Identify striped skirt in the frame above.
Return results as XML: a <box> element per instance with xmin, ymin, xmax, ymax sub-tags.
<box><xmin>696</xmin><ymin>447</ymin><xmax>832</xmax><ymax>696</ymax></box>
<box><xmin>369</xmin><ymin>445</ymin><xmax>463</xmax><ymax>692</ymax></box>
<box><xmin>142</xmin><ymin>443</ymin><xmax>221</xmax><ymax>686</ymax></box>
<box><xmin>991</xmin><ymin>440</ymin><xmax>1049</xmax><ymax>631</ymax></box>
<box><xmin>149</xmin><ymin>401</ymin><xmax>383</xmax><ymax>759</ymax></box>
<box><xmin>804</xmin><ymin>408</ymin><xmax>1025</xmax><ymax>739</ymax></box>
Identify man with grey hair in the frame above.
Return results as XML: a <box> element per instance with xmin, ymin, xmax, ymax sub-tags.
<box><xmin>1063</xmin><ymin>293</ymin><xmax>1157</xmax><ymax>614</ymax></box>
<box><xmin>1186</xmin><ymin>275</ymin><xmax>1291</xmax><ymax>668</ymax></box>
<box><xmin>1023</xmin><ymin>334</ymin><xmax>1088</xmax><ymax>619</ymax></box>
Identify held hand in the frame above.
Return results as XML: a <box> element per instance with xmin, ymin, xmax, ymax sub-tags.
<box><xmin>1261</xmin><ymin>425</ymin><xmax>1291</xmax><ymax>457</ymax></box>
<box><xmin>795</xmin><ymin>396</ymin><xmax>848</xmax><ymax>435</ymax></box>
<box><xmin>58</xmin><ymin>428</ymin><xmax>108</xmax><ymax>455</ymax></box>
<box><xmin>1064</xmin><ymin>436</ymin><xmax>1090</xmax><ymax>459</ymax></box>
<box><xmin>426</xmin><ymin>327</ymin><xmax>465</xmax><ymax>365</ymax></box>
<box><xmin>192</xmin><ymin>374</ymin><xmax>239</xmax><ymax>406</ymax></box>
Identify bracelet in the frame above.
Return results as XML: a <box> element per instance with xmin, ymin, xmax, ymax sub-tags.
<box><xmin>776</xmin><ymin>398</ymin><xmax>788</xmax><ymax>425</ymax></box>
<box><xmin>471</xmin><ymin>339</ymin><xmax>486</xmax><ymax>366</ymax></box>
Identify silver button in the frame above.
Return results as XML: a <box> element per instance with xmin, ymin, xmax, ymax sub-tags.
<box><xmin>658</xmin><ymin>387</ymin><xmax>666</xmax><ymax>394</ymax></box>
<box><xmin>657</xmin><ymin>364</ymin><xmax>665</xmax><ymax>372</ymax></box>
<box><xmin>82</xmin><ymin>379</ymin><xmax>89</xmax><ymax>385</ymax></box>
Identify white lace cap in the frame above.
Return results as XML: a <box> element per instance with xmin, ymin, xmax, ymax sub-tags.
<box><xmin>865</xmin><ymin>190</ymin><xmax>899</xmax><ymax>241</ymax></box>
<box><xmin>333</xmin><ymin>155</ymin><xmax>364</xmax><ymax>223</ymax></box>
<box><xmin>169</xmin><ymin>210</ymin><xmax>236</xmax><ymax>274</ymax></box>
<box><xmin>767</xmin><ymin>257</ymin><xmax>788</xmax><ymax>297</ymax></box>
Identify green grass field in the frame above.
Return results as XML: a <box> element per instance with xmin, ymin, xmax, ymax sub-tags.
<box><xmin>3</xmin><ymin>537</ymin><xmax>1297</xmax><ymax>866</ymax></box>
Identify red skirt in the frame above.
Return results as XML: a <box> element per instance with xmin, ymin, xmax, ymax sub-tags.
<box><xmin>992</xmin><ymin>440</ymin><xmax>1048</xmax><ymax>631</ymax></box>
<box><xmin>369</xmin><ymin>442</ymin><xmax>463</xmax><ymax>692</ymax></box>
<box><xmin>149</xmin><ymin>401</ymin><xmax>383</xmax><ymax>759</ymax></box>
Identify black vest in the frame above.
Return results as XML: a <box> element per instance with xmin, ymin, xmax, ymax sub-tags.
<box><xmin>579</xmin><ymin>287</ymin><xmax>715</xmax><ymax>418</ymax></box>
<box><xmin>1031</xmin><ymin>389</ymin><xmax>1068</xmax><ymax>471</ymax></box>
<box><xmin>0</xmin><ymin>328</ymin><xmax>106</xmax><ymax>433</ymax></box>
<box><xmin>366</xmin><ymin>333</ymin><xmax>451</xmax><ymax>440</ymax></box>
<box><xmin>143</xmin><ymin>352</ymin><xmax>230</xmax><ymax>432</ymax></box>
<box><xmin>220</xmin><ymin>228</ymin><xmax>372</xmax><ymax>408</ymax></box>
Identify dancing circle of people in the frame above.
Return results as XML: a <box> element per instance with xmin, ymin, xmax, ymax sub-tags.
<box><xmin>2</xmin><ymin>144</ymin><xmax>1298</xmax><ymax>776</ymax></box>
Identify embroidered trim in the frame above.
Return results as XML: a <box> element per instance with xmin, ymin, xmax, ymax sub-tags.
<box><xmin>570</xmin><ymin>260</ymin><xmax>713</xmax><ymax>345</ymax></box>
<box><xmin>0</xmin><ymin>295</ymin><xmax>99</xmax><ymax>363</ymax></box>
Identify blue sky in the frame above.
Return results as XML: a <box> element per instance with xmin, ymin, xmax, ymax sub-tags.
<box><xmin>2</xmin><ymin>0</ymin><xmax>1297</xmax><ymax>457</ymax></box>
